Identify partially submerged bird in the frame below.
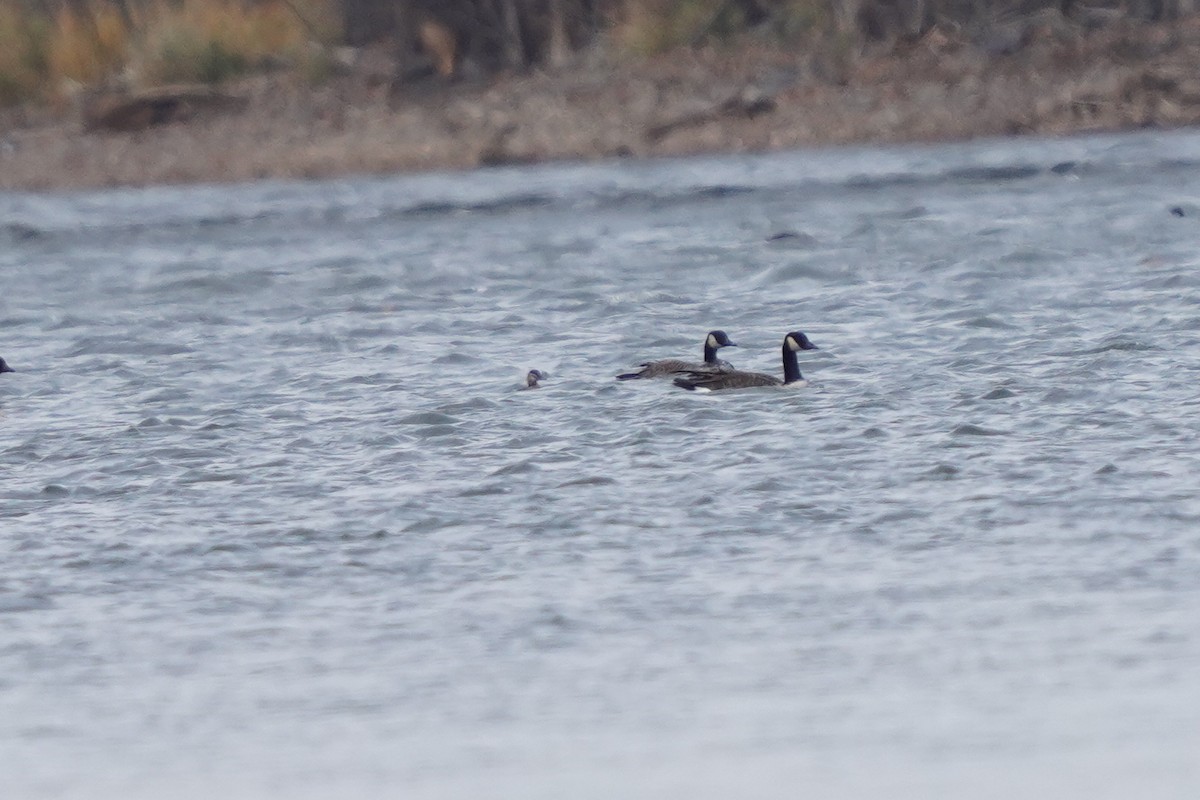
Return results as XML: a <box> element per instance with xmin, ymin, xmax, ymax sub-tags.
<box><xmin>0</xmin><ymin>357</ymin><xmax>13</xmax><ymax>374</ymax></box>
<box><xmin>674</xmin><ymin>331</ymin><xmax>818</xmax><ymax>391</ymax></box>
<box><xmin>616</xmin><ymin>330</ymin><xmax>737</xmax><ymax>380</ymax></box>
<box><xmin>524</xmin><ymin>369</ymin><xmax>548</xmax><ymax>389</ymax></box>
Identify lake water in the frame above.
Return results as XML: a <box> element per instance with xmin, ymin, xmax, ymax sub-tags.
<box><xmin>3</xmin><ymin>130</ymin><xmax>1200</xmax><ymax>799</ymax></box>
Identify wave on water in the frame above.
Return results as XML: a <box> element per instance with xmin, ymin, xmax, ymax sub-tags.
<box><xmin>4</xmin><ymin>129</ymin><xmax>1200</xmax><ymax>240</ymax></box>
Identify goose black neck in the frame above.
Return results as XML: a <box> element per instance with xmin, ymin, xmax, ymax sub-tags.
<box><xmin>703</xmin><ymin>342</ymin><xmax>719</xmax><ymax>363</ymax></box>
<box><xmin>781</xmin><ymin>343</ymin><xmax>803</xmax><ymax>384</ymax></box>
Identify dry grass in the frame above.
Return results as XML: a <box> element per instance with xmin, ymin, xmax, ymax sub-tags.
<box><xmin>613</xmin><ymin>0</ymin><xmax>839</xmax><ymax>54</ymax></box>
<box><xmin>0</xmin><ymin>3</ymin><xmax>50</xmax><ymax>105</ymax></box>
<box><xmin>132</xmin><ymin>0</ymin><xmax>308</xmax><ymax>85</ymax></box>
<box><xmin>47</xmin><ymin>3</ymin><xmax>129</xmax><ymax>86</ymax></box>
<box><xmin>615</xmin><ymin>0</ymin><xmax>745</xmax><ymax>53</ymax></box>
<box><xmin>0</xmin><ymin>0</ymin><xmax>332</xmax><ymax>107</ymax></box>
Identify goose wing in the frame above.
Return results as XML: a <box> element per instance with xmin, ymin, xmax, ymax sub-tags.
<box><xmin>617</xmin><ymin>358</ymin><xmax>734</xmax><ymax>380</ymax></box>
<box><xmin>673</xmin><ymin>369</ymin><xmax>782</xmax><ymax>391</ymax></box>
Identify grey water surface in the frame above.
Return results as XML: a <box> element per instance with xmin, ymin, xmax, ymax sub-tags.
<box><xmin>3</xmin><ymin>130</ymin><xmax>1200</xmax><ymax>799</ymax></box>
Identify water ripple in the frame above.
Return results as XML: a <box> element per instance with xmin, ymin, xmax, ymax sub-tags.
<box><xmin>4</xmin><ymin>128</ymin><xmax>1200</xmax><ymax>799</ymax></box>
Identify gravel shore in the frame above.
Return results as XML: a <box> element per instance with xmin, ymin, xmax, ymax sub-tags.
<box><xmin>4</xmin><ymin>16</ymin><xmax>1200</xmax><ymax>191</ymax></box>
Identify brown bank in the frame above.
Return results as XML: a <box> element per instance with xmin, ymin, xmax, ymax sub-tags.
<box><xmin>4</xmin><ymin>15</ymin><xmax>1200</xmax><ymax>192</ymax></box>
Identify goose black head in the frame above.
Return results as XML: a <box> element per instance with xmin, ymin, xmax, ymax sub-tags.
<box><xmin>784</xmin><ymin>332</ymin><xmax>818</xmax><ymax>352</ymax></box>
<box><xmin>526</xmin><ymin>369</ymin><xmax>547</xmax><ymax>388</ymax></box>
<box><xmin>0</xmin><ymin>357</ymin><xmax>13</xmax><ymax>374</ymax></box>
<box><xmin>706</xmin><ymin>330</ymin><xmax>737</xmax><ymax>349</ymax></box>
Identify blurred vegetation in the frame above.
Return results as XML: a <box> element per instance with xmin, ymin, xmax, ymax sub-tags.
<box><xmin>1</xmin><ymin>0</ymin><xmax>1195</xmax><ymax>107</ymax></box>
<box><xmin>0</xmin><ymin>4</ymin><xmax>49</xmax><ymax>105</ymax></box>
<box><xmin>371</xmin><ymin>0</ymin><xmax>1199</xmax><ymax>70</ymax></box>
<box><xmin>133</xmin><ymin>0</ymin><xmax>309</xmax><ymax>84</ymax></box>
<box><xmin>0</xmin><ymin>0</ymin><xmax>339</xmax><ymax>106</ymax></box>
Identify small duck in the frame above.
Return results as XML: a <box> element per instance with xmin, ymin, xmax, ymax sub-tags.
<box><xmin>616</xmin><ymin>330</ymin><xmax>737</xmax><ymax>380</ymax></box>
<box><xmin>0</xmin><ymin>357</ymin><xmax>13</xmax><ymax>374</ymax></box>
<box><xmin>674</xmin><ymin>331</ymin><xmax>818</xmax><ymax>391</ymax></box>
<box><xmin>524</xmin><ymin>369</ymin><xmax>548</xmax><ymax>389</ymax></box>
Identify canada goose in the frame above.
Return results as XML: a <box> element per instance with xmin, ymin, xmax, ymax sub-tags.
<box><xmin>674</xmin><ymin>331</ymin><xmax>818</xmax><ymax>391</ymax></box>
<box><xmin>0</xmin><ymin>357</ymin><xmax>13</xmax><ymax>374</ymax></box>
<box><xmin>524</xmin><ymin>369</ymin><xmax>548</xmax><ymax>389</ymax></box>
<box><xmin>616</xmin><ymin>330</ymin><xmax>737</xmax><ymax>380</ymax></box>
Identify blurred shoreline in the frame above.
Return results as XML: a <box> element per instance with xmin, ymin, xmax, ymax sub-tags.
<box><xmin>4</xmin><ymin>15</ymin><xmax>1200</xmax><ymax>192</ymax></box>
